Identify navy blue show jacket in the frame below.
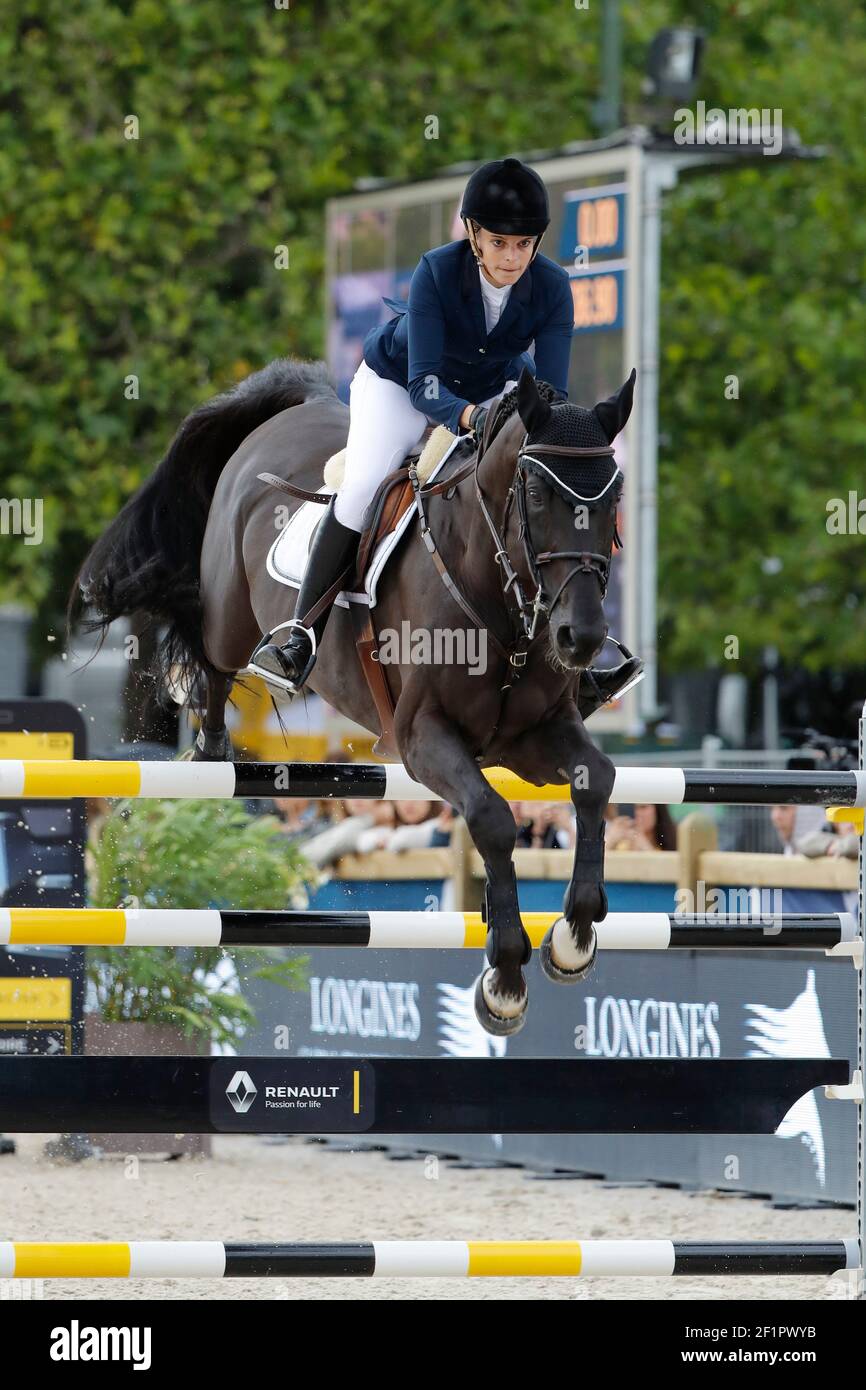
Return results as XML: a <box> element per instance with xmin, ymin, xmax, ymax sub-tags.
<box><xmin>362</xmin><ymin>238</ymin><xmax>574</xmax><ymax>434</ymax></box>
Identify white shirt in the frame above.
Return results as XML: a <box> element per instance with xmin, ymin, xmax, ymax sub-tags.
<box><xmin>478</xmin><ymin>266</ymin><xmax>512</xmax><ymax>333</ymax></box>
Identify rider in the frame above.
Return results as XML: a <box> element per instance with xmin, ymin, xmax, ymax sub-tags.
<box><xmin>250</xmin><ymin>156</ymin><xmax>642</xmax><ymax>711</ymax></box>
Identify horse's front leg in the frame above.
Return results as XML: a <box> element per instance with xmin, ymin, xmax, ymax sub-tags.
<box><xmin>499</xmin><ymin>712</ymin><xmax>615</xmax><ymax>984</ymax></box>
<box><xmin>398</xmin><ymin>709</ymin><xmax>531</xmax><ymax>1037</ymax></box>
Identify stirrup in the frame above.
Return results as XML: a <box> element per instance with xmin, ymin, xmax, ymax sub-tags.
<box><xmin>244</xmin><ymin>620</ymin><xmax>317</xmax><ymax>695</ymax></box>
<box><xmin>584</xmin><ymin>640</ymin><xmax>646</xmax><ymax>710</ymax></box>
<box><xmin>604</xmin><ymin>638</ymin><xmax>646</xmax><ymax>703</ymax></box>
<box><xmin>610</xmin><ymin>667</ymin><xmax>646</xmax><ymax>702</ymax></box>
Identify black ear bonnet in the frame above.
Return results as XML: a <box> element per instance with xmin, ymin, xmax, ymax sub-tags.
<box><xmin>520</xmin><ymin>404</ymin><xmax>622</xmax><ymax>508</ymax></box>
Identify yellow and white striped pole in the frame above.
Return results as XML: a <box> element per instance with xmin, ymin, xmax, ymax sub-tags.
<box><xmin>0</xmin><ymin>1239</ymin><xmax>857</xmax><ymax>1279</ymax></box>
<box><xmin>0</xmin><ymin>760</ymin><xmax>863</xmax><ymax>805</ymax></box>
<box><xmin>0</xmin><ymin>907</ymin><xmax>856</xmax><ymax>952</ymax></box>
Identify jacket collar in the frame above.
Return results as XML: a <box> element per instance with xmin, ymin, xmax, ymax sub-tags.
<box><xmin>458</xmin><ymin>237</ymin><xmax>532</xmax><ymax>341</ymax></box>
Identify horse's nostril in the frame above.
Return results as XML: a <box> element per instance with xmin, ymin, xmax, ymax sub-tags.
<box><xmin>556</xmin><ymin>623</ymin><xmax>608</xmax><ymax>668</ymax></box>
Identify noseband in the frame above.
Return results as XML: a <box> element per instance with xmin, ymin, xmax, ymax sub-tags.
<box><xmin>474</xmin><ymin>433</ymin><xmax>623</xmax><ymax>651</ymax></box>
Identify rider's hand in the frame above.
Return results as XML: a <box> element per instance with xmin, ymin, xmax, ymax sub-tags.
<box><xmin>468</xmin><ymin>405</ymin><xmax>488</xmax><ymax>441</ymax></box>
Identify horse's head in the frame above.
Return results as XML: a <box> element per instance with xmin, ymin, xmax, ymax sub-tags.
<box><xmin>501</xmin><ymin>366</ymin><xmax>635</xmax><ymax>671</ymax></box>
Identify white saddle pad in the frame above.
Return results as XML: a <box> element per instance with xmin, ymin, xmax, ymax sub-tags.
<box><xmin>266</xmin><ymin>436</ymin><xmax>464</xmax><ymax>610</ymax></box>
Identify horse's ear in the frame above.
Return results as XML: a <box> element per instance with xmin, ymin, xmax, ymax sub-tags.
<box><xmin>516</xmin><ymin>366</ymin><xmax>552</xmax><ymax>437</ymax></box>
<box><xmin>593</xmin><ymin>368</ymin><xmax>637</xmax><ymax>443</ymax></box>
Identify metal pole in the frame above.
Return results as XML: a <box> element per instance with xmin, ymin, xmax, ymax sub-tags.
<box><xmin>638</xmin><ymin>157</ymin><xmax>678</xmax><ymax>725</ymax></box>
<box><xmin>593</xmin><ymin>0</ymin><xmax>622</xmax><ymax>136</ymax></box>
<box><xmin>762</xmin><ymin>645</ymin><xmax>780</xmax><ymax>750</ymax></box>
<box><xmin>859</xmin><ymin>699</ymin><xmax>865</xmax><ymax>1297</ymax></box>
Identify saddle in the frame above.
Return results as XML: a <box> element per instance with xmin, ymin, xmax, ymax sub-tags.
<box><xmin>258</xmin><ymin>401</ymin><xmax>507</xmax><ymax>756</ymax></box>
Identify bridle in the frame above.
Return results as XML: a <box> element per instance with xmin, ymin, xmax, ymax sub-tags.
<box><xmin>408</xmin><ymin>408</ymin><xmax>625</xmax><ymax>758</ymax></box>
<box><xmin>473</xmin><ymin>431</ymin><xmax>623</xmax><ymax>660</ymax></box>
<box><xmin>412</xmin><ymin>413</ymin><xmax>624</xmax><ymax>675</ymax></box>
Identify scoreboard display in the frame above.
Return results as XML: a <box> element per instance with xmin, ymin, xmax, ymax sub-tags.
<box><xmin>0</xmin><ymin>701</ymin><xmax>86</xmax><ymax>1060</ymax></box>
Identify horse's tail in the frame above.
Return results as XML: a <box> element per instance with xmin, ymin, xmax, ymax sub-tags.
<box><xmin>70</xmin><ymin>358</ymin><xmax>334</xmax><ymax>696</ymax></box>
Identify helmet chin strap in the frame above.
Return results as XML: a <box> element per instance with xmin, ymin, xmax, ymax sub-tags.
<box><xmin>466</xmin><ymin>218</ymin><xmax>484</xmax><ymax>264</ymax></box>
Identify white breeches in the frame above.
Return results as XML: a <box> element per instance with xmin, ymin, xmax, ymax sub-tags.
<box><xmin>334</xmin><ymin>359</ymin><xmax>517</xmax><ymax>531</ymax></box>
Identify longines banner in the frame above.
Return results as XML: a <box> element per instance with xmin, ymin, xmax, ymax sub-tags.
<box><xmin>241</xmin><ymin>947</ymin><xmax>856</xmax><ymax>1207</ymax></box>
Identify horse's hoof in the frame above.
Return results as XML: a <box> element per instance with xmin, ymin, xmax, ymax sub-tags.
<box><xmin>473</xmin><ymin>972</ymin><xmax>528</xmax><ymax>1037</ymax></box>
<box><xmin>539</xmin><ymin>918</ymin><xmax>597</xmax><ymax>984</ymax></box>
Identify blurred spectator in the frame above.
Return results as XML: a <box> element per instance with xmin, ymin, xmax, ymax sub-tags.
<box><xmin>301</xmin><ymin>798</ymin><xmax>394</xmax><ymax>867</ymax></box>
<box><xmin>387</xmin><ymin>800</ymin><xmax>454</xmax><ymax>851</ymax></box>
<box><xmin>512</xmin><ymin>801</ymin><xmax>576</xmax><ymax>849</ymax></box>
<box><xmin>770</xmin><ymin>805</ymin><xmax>836</xmax><ymax>857</ymax></box>
<box><xmin>607</xmin><ymin>803</ymin><xmax>678</xmax><ymax>852</ymax></box>
<box><xmin>818</xmin><ymin>820</ymin><xmax>861</xmax><ymax>860</ymax></box>
<box><xmin>271</xmin><ymin>796</ymin><xmax>332</xmax><ymax>844</ymax></box>
<box><xmin>771</xmin><ymin>804</ymin><xmax>859</xmax><ymax>860</ymax></box>
<box><xmin>822</xmin><ymin>818</ymin><xmax>862</xmax><ymax>860</ymax></box>
<box><xmin>296</xmin><ymin>796</ymin><xmax>456</xmax><ymax>866</ymax></box>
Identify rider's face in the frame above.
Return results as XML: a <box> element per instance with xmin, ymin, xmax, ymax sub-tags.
<box><xmin>472</xmin><ymin>225</ymin><xmax>538</xmax><ymax>287</ymax></box>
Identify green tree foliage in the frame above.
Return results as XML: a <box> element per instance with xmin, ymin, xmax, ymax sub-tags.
<box><xmin>1</xmin><ymin>0</ymin><xmax>863</xmax><ymax>674</ymax></box>
<box><xmin>87</xmin><ymin>796</ymin><xmax>318</xmax><ymax>1043</ymax></box>
<box><xmin>630</xmin><ymin>0</ymin><xmax>866</xmax><ymax>673</ymax></box>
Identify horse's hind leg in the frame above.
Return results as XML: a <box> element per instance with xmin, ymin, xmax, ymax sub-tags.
<box><xmin>399</xmin><ymin>711</ymin><xmax>530</xmax><ymax>1037</ymax></box>
<box><xmin>192</xmin><ymin>670</ymin><xmax>234</xmax><ymax>761</ymax></box>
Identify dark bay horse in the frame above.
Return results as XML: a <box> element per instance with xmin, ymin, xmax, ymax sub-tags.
<box><xmin>75</xmin><ymin>359</ymin><xmax>635</xmax><ymax>1036</ymax></box>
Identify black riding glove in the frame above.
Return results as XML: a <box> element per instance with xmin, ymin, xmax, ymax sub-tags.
<box><xmin>467</xmin><ymin>405</ymin><xmax>488</xmax><ymax>442</ymax></box>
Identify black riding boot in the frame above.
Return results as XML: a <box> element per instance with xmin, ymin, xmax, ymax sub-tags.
<box><xmin>577</xmin><ymin>641</ymin><xmax>645</xmax><ymax>722</ymax></box>
<box><xmin>248</xmin><ymin>498</ymin><xmax>360</xmax><ymax>695</ymax></box>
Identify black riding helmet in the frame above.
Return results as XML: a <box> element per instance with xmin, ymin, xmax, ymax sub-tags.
<box><xmin>460</xmin><ymin>156</ymin><xmax>550</xmax><ymax>261</ymax></box>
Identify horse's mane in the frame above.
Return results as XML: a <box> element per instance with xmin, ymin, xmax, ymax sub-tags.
<box><xmin>495</xmin><ymin>379</ymin><xmax>561</xmax><ymax>424</ymax></box>
<box><xmin>475</xmin><ymin>379</ymin><xmax>559</xmax><ymax>458</ymax></box>
<box><xmin>493</xmin><ymin>380</ymin><xmax>611</xmax><ymax>453</ymax></box>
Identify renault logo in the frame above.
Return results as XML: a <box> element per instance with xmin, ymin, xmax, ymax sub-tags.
<box><xmin>225</xmin><ymin>1070</ymin><xmax>258</xmax><ymax>1114</ymax></box>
